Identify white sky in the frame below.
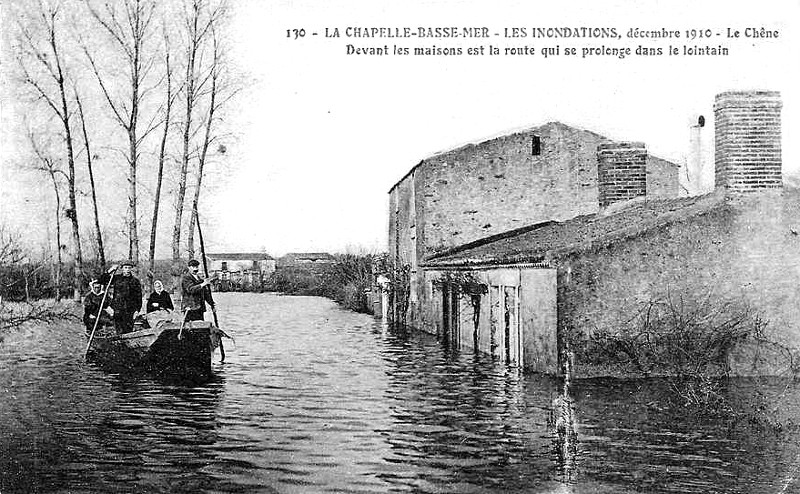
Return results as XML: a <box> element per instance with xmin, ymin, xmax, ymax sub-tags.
<box><xmin>2</xmin><ymin>0</ymin><xmax>799</xmax><ymax>256</ymax></box>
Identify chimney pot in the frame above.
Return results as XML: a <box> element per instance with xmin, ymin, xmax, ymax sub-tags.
<box><xmin>597</xmin><ymin>142</ymin><xmax>647</xmax><ymax>208</ymax></box>
<box><xmin>714</xmin><ymin>90</ymin><xmax>782</xmax><ymax>192</ymax></box>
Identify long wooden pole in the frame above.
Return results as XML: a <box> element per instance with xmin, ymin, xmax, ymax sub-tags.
<box><xmin>84</xmin><ymin>270</ymin><xmax>115</xmax><ymax>359</ymax></box>
<box><xmin>195</xmin><ymin>209</ymin><xmax>224</xmax><ymax>362</ymax></box>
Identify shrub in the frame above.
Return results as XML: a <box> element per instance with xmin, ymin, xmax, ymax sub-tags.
<box><xmin>269</xmin><ymin>252</ymin><xmax>382</xmax><ymax>314</ymax></box>
<box><xmin>573</xmin><ymin>291</ymin><xmax>771</xmax><ymax>379</ymax></box>
<box><xmin>570</xmin><ymin>289</ymin><xmax>799</xmax><ymax>425</ymax></box>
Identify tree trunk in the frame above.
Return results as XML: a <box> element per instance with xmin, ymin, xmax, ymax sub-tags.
<box><xmin>128</xmin><ymin>22</ymin><xmax>142</xmax><ymax>266</ymax></box>
<box><xmin>187</xmin><ymin>161</ymin><xmax>200</xmax><ymax>258</ymax></box>
<box><xmin>172</xmin><ymin>41</ymin><xmax>197</xmax><ymax>263</ymax></box>
<box><xmin>51</xmin><ymin>25</ymin><xmax>83</xmax><ymax>300</ymax></box>
<box><xmin>51</xmin><ymin>174</ymin><xmax>62</xmax><ymax>303</ymax></box>
<box><xmin>172</xmin><ymin>0</ymin><xmax>201</xmax><ymax>268</ymax></box>
<box><xmin>75</xmin><ymin>91</ymin><xmax>105</xmax><ymax>269</ymax></box>
<box><xmin>187</xmin><ymin>55</ymin><xmax>218</xmax><ymax>261</ymax></box>
<box><xmin>128</xmin><ymin>127</ymin><xmax>139</xmax><ymax>265</ymax></box>
<box><xmin>149</xmin><ymin>48</ymin><xmax>173</xmax><ymax>290</ymax></box>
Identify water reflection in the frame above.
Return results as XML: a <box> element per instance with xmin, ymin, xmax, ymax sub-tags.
<box><xmin>2</xmin><ymin>293</ymin><xmax>800</xmax><ymax>493</ymax></box>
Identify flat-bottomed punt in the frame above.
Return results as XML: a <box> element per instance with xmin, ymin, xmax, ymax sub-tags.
<box><xmin>86</xmin><ymin>319</ymin><xmax>223</xmax><ymax>381</ymax></box>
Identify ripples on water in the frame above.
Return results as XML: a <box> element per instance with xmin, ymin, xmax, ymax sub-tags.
<box><xmin>2</xmin><ymin>293</ymin><xmax>800</xmax><ymax>493</ymax></box>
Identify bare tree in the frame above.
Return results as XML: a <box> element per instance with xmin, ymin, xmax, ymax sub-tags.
<box><xmin>74</xmin><ymin>87</ymin><xmax>106</xmax><ymax>269</ymax></box>
<box><xmin>16</xmin><ymin>0</ymin><xmax>84</xmax><ymax>300</ymax></box>
<box><xmin>0</xmin><ymin>227</ymin><xmax>26</xmax><ymax>268</ymax></box>
<box><xmin>83</xmin><ymin>0</ymin><xmax>161</xmax><ymax>266</ymax></box>
<box><xmin>187</xmin><ymin>25</ymin><xmax>236</xmax><ymax>255</ymax></box>
<box><xmin>172</xmin><ymin>0</ymin><xmax>224</xmax><ymax>266</ymax></box>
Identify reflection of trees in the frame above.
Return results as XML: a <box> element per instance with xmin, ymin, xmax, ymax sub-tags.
<box><xmin>0</xmin><ymin>325</ymin><xmax>226</xmax><ymax>493</ymax></box>
<box><xmin>571</xmin><ymin>377</ymin><xmax>798</xmax><ymax>492</ymax></box>
<box><xmin>87</xmin><ymin>374</ymin><xmax>227</xmax><ymax>491</ymax></box>
<box><xmin>549</xmin><ymin>353</ymin><xmax>578</xmax><ymax>485</ymax></box>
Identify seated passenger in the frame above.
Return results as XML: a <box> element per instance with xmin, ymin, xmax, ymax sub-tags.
<box><xmin>146</xmin><ymin>280</ymin><xmax>174</xmax><ymax>314</ymax></box>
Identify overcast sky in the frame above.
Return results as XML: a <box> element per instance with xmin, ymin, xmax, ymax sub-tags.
<box><xmin>2</xmin><ymin>0</ymin><xmax>798</xmax><ymax>256</ymax></box>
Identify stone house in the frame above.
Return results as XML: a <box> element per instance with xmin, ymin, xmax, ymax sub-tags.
<box><xmin>389</xmin><ymin>91</ymin><xmax>792</xmax><ymax>375</ymax></box>
<box><xmin>206</xmin><ymin>252</ymin><xmax>276</xmax><ymax>291</ymax></box>
<box><xmin>388</xmin><ymin>121</ymin><xmax>680</xmax><ymax>331</ymax></box>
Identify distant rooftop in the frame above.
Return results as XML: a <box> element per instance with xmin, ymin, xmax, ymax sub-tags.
<box><xmin>281</xmin><ymin>252</ymin><xmax>336</xmax><ymax>261</ymax></box>
<box><xmin>206</xmin><ymin>253</ymin><xmax>274</xmax><ymax>261</ymax></box>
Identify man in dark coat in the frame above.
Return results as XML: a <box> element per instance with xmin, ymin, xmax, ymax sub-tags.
<box><xmin>102</xmin><ymin>260</ymin><xmax>143</xmax><ymax>334</ymax></box>
<box><xmin>181</xmin><ymin>259</ymin><xmax>215</xmax><ymax>321</ymax></box>
<box><xmin>83</xmin><ymin>279</ymin><xmax>112</xmax><ymax>334</ymax></box>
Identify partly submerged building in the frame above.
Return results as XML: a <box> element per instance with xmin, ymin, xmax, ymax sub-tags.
<box><xmin>387</xmin><ymin>122</ymin><xmax>680</xmax><ymax>347</ymax></box>
<box><xmin>389</xmin><ymin>91</ymin><xmax>792</xmax><ymax>375</ymax></box>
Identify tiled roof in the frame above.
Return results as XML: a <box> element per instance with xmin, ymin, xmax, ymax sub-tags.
<box><xmin>423</xmin><ymin>192</ymin><xmax>728</xmax><ymax>268</ymax></box>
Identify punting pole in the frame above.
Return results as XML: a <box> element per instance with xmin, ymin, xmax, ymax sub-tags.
<box><xmin>195</xmin><ymin>208</ymin><xmax>225</xmax><ymax>362</ymax></box>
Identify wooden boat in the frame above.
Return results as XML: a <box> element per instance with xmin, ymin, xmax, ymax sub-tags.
<box><xmin>86</xmin><ymin>315</ymin><xmax>224</xmax><ymax>381</ymax></box>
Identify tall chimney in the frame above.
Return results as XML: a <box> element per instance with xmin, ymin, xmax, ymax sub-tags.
<box><xmin>681</xmin><ymin>115</ymin><xmax>711</xmax><ymax>197</ymax></box>
<box><xmin>714</xmin><ymin>91</ymin><xmax>782</xmax><ymax>192</ymax></box>
<box><xmin>597</xmin><ymin>141</ymin><xmax>647</xmax><ymax>208</ymax></box>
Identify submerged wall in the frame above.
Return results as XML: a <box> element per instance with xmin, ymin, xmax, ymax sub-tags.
<box><xmin>424</xmin><ymin>267</ymin><xmax>558</xmax><ymax>373</ymax></box>
<box><xmin>557</xmin><ymin>190</ymin><xmax>800</xmax><ymax>374</ymax></box>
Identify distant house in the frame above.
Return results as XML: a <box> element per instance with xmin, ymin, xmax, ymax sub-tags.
<box><xmin>278</xmin><ymin>252</ymin><xmax>336</xmax><ymax>268</ymax></box>
<box><xmin>206</xmin><ymin>252</ymin><xmax>276</xmax><ymax>291</ymax></box>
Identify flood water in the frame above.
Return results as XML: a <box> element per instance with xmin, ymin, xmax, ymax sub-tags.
<box><xmin>2</xmin><ymin>293</ymin><xmax>800</xmax><ymax>493</ymax></box>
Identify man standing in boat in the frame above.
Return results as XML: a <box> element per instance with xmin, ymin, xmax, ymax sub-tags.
<box><xmin>102</xmin><ymin>260</ymin><xmax>143</xmax><ymax>334</ymax></box>
<box><xmin>181</xmin><ymin>259</ymin><xmax>216</xmax><ymax>321</ymax></box>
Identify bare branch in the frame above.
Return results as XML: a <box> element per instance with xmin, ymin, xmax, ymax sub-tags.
<box><xmin>84</xmin><ymin>0</ymin><xmax>134</xmax><ymax>60</ymax></box>
<box><xmin>0</xmin><ymin>300</ymin><xmax>78</xmax><ymax>331</ymax></box>
<box><xmin>16</xmin><ymin>55</ymin><xmax>65</xmax><ymax>120</ymax></box>
<box><xmin>82</xmin><ymin>45</ymin><xmax>128</xmax><ymax>128</ymax></box>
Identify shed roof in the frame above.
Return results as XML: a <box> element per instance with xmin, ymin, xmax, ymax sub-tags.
<box><xmin>422</xmin><ymin>192</ymin><xmax>728</xmax><ymax>269</ymax></box>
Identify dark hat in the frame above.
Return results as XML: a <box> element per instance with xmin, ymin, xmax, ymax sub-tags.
<box><xmin>121</xmin><ymin>259</ymin><xmax>135</xmax><ymax>267</ymax></box>
<box><xmin>187</xmin><ymin>259</ymin><xmax>200</xmax><ymax>267</ymax></box>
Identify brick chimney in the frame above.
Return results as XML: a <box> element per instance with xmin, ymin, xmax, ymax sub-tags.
<box><xmin>714</xmin><ymin>90</ymin><xmax>782</xmax><ymax>192</ymax></box>
<box><xmin>597</xmin><ymin>142</ymin><xmax>647</xmax><ymax>208</ymax></box>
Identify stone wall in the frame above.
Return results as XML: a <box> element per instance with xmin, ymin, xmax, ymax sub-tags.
<box><xmin>416</xmin><ymin>122</ymin><xmax>678</xmax><ymax>257</ymax></box>
<box><xmin>558</xmin><ymin>190</ymin><xmax>800</xmax><ymax>363</ymax></box>
<box><xmin>418</xmin><ymin>122</ymin><xmax>607</xmax><ymax>257</ymax></box>
<box><xmin>424</xmin><ymin>267</ymin><xmax>558</xmax><ymax>373</ymax></box>
<box><xmin>388</xmin><ymin>171</ymin><xmax>425</xmax><ymax>326</ymax></box>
